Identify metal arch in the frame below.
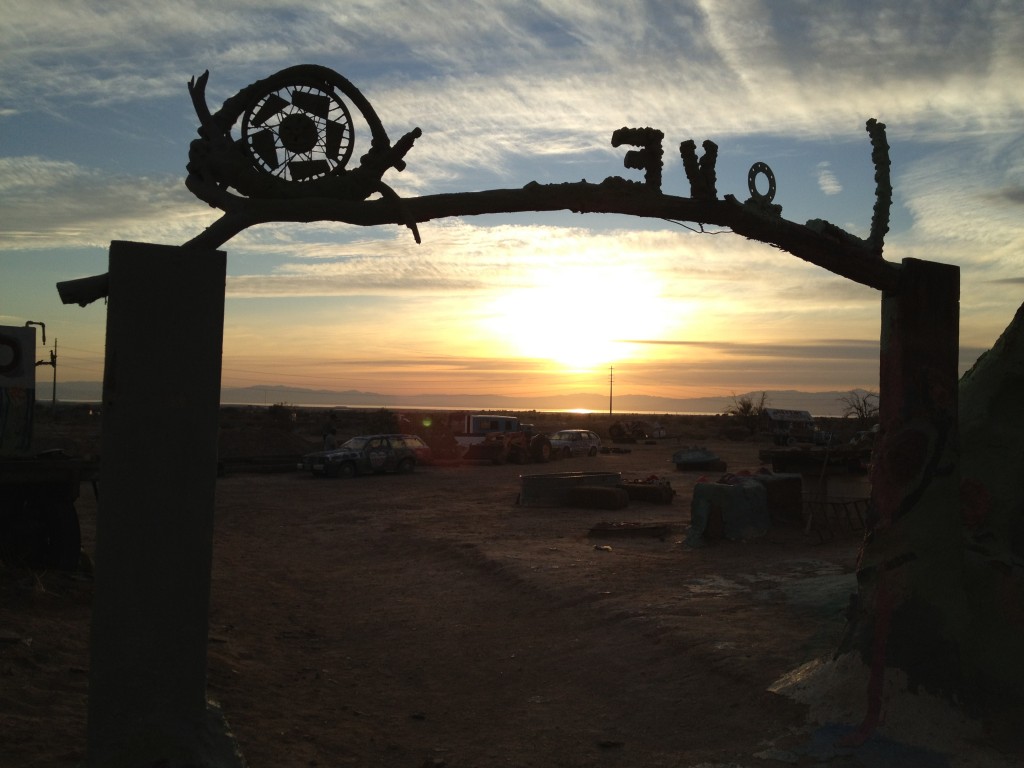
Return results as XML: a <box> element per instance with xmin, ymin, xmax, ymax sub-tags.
<box><xmin>59</xmin><ymin>71</ymin><xmax>903</xmax><ymax>307</ymax></box>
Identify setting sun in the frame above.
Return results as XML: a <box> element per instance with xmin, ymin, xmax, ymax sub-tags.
<box><xmin>482</xmin><ymin>263</ymin><xmax>675</xmax><ymax>370</ymax></box>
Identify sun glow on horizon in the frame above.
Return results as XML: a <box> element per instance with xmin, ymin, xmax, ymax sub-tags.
<box><xmin>481</xmin><ymin>262</ymin><xmax>683</xmax><ymax>371</ymax></box>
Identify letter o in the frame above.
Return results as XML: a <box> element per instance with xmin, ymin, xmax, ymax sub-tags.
<box><xmin>747</xmin><ymin>162</ymin><xmax>776</xmax><ymax>203</ymax></box>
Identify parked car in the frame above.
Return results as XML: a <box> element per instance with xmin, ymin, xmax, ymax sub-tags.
<box><xmin>298</xmin><ymin>433</ymin><xmax>431</xmax><ymax>477</ymax></box>
<box><xmin>547</xmin><ymin>429</ymin><xmax>602</xmax><ymax>458</ymax></box>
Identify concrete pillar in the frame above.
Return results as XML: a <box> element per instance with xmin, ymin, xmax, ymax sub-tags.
<box><xmin>86</xmin><ymin>241</ymin><xmax>242</xmax><ymax>767</ymax></box>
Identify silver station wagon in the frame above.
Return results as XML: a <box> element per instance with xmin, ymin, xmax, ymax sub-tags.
<box><xmin>547</xmin><ymin>429</ymin><xmax>602</xmax><ymax>458</ymax></box>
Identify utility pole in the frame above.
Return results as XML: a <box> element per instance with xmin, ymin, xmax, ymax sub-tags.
<box><xmin>26</xmin><ymin>321</ymin><xmax>55</xmax><ymax>408</ymax></box>
<box><xmin>34</xmin><ymin>342</ymin><xmax>57</xmax><ymax>408</ymax></box>
<box><xmin>608</xmin><ymin>365</ymin><xmax>614</xmax><ymax>415</ymax></box>
<box><xmin>48</xmin><ymin>339</ymin><xmax>57</xmax><ymax>408</ymax></box>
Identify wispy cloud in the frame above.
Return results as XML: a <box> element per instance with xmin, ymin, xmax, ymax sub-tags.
<box><xmin>0</xmin><ymin>157</ymin><xmax>216</xmax><ymax>249</ymax></box>
<box><xmin>2</xmin><ymin>1</ymin><xmax>1021</xmax><ymax>398</ymax></box>
<box><xmin>983</xmin><ymin>186</ymin><xmax>1024</xmax><ymax>206</ymax></box>
<box><xmin>5</xmin><ymin>2</ymin><xmax>1021</xmax><ymax>199</ymax></box>
<box><xmin>619</xmin><ymin>338</ymin><xmax>879</xmax><ymax>359</ymax></box>
<box><xmin>816</xmin><ymin>162</ymin><xmax>842</xmax><ymax>195</ymax></box>
<box><xmin>6</xmin><ymin>2</ymin><xmax>1020</xmax><ymax>134</ymax></box>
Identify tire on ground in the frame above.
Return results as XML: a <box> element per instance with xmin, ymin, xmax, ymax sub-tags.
<box><xmin>530</xmin><ymin>436</ymin><xmax>552</xmax><ymax>463</ymax></box>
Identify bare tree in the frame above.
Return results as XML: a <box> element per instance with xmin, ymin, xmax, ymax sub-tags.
<box><xmin>838</xmin><ymin>390</ymin><xmax>878</xmax><ymax>428</ymax></box>
<box><xmin>725</xmin><ymin>391</ymin><xmax>768</xmax><ymax>434</ymax></box>
<box><xmin>368</xmin><ymin>407</ymin><xmax>399</xmax><ymax>434</ymax></box>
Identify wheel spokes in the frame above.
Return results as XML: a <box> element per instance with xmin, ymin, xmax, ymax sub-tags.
<box><xmin>249</xmin><ymin>129</ymin><xmax>281</xmax><ymax>170</ymax></box>
<box><xmin>290</xmin><ymin>90</ymin><xmax>330</xmax><ymax>120</ymax></box>
<box><xmin>240</xmin><ymin>79</ymin><xmax>357</xmax><ymax>184</ymax></box>
<box><xmin>249</xmin><ymin>93</ymin><xmax>289</xmax><ymax>128</ymax></box>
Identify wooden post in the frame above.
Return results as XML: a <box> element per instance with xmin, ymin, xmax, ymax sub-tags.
<box><xmin>849</xmin><ymin>257</ymin><xmax>969</xmax><ymax>714</ymax></box>
<box><xmin>86</xmin><ymin>242</ymin><xmax>242</xmax><ymax>767</ymax></box>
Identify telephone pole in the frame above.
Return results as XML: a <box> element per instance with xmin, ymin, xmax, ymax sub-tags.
<box><xmin>49</xmin><ymin>339</ymin><xmax>57</xmax><ymax>409</ymax></box>
<box><xmin>608</xmin><ymin>365</ymin><xmax>614</xmax><ymax>415</ymax></box>
<box><xmin>34</xmin><ymin>341</ymin><xmax>57</xmax><ymax>409</ymax></box>
<box><xmin>27</xmin><ymin>321</ymin><xmax>56</xmax><ymax>408</ymax></box>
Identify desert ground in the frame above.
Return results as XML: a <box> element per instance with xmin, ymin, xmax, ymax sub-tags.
<box><xmin>2</xmin><ymin>406</ymin><xmax>1015</xmax><ymax>767</ymax></box>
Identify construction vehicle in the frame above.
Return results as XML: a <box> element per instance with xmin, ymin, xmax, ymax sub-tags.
<box><xmin>0</xmin><ymin>323</ymin><xmax>96</xmax><ymax>570</ymax></box>
<box><xmin>450</xmin><ymin>413</ymin><xmax>552</xmax><ymax>464</ymax></box>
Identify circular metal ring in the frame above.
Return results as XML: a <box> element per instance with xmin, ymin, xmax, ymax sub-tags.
<box><xmin>747</xmin><ymin>161</ymin><xmax>776</xmax><ymax>202</ymax></box>
<box><xmin>240</xmin><ymin>81</ymin><xmax>356</xmax><ymax>182</ymax></box>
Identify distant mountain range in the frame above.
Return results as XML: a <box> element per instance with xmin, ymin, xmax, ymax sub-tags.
<box><xmin>41</xmin><ymin>381</ymin><xmax>874</xmax><ymax>417</ymax></box>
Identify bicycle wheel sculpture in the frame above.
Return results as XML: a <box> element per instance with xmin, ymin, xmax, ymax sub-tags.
<box><xmin>186</xmin><ymin>65</ymin><xmax>419</xmax><ymax>207</ymax></box>
<box><xmin>240</xmin><ymin>79</ymin><xmax>356</xmax><ymax>183</ymax></box>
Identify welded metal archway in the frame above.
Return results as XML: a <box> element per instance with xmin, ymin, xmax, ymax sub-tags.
<box><xmin>60</xmin><ymin>66</ymin><xmax>965</xmax><ymax>767</ymax></box>
<box><xmin>59</xmin><ymin>65</ymin><xmax>902</xmax><ymax>306</ymax></box>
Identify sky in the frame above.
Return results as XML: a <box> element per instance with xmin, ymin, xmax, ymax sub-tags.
<box><xmin>2</xmin><ymin>1</ymin><xmax>1023</xmax><ymax>408</ymax></box>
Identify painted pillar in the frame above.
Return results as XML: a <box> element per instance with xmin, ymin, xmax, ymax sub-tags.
<box><xmin>854</xmin><ymin>257</ymin><xmax>969</xmax><ymax>705</ymax></box>
<box><xmin>86</xmin><ymin>242</ymin><xmax>241</xmax><ymax>767</ymax></box>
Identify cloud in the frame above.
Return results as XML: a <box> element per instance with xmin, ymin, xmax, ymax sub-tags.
<box><xmin>3</xmin><ymin>2</ymin><xmax>1021</xmax><ymax>235</ymax></box>
<box><xmin>983</xmin><ymin>186</ymin><xmax>1024</xmax><ymax>206</ymax></box>
<box><xmin>6</xmin><ymin>2</ymin><xmax>1021</xmax><ymax>136</ymax></box>
<box><xmin>218</xmin><ymin>219</ymin><xmax>866</xmax><ymax>306</ymax></box>
<box><xmin>897</xmin><ymin>137</ymin><xmax>1024</xmax><ymax>260</ymax></box>
<box><xmin>3</xmin><ymin>1</ymin><xmax>1022</xmax><ymax>399</ymax></box>
<box><xmin>620</xmin><ymin>338</ymin><xmax>879</xmax><ymax>360</ymax></box>
<box><xmin>816</xmin><ymin>162</ymin><xmax>842</xmax><ymax>195</ymax></box>
<box><xmin>0</xmin><ymin>157</ymin><xmax>217</xmax><ymax>249</ymax></box>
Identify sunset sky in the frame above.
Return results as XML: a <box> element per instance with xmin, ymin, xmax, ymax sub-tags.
<box><xmin>2</xmin><ymin>1</ymin><xmax>1022</xmax><ymax>407</ymax></box>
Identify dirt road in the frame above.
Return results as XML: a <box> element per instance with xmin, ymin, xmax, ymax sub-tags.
<box><xmin>4</xmin><ymin>436</ymin><xmax>871</xmax><ymax>766</ymax></box>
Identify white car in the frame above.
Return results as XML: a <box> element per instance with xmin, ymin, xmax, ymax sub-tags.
<box><xmin>547</xmin><ymin>429</ymin><xmax>602</xmax><ymax>458</ymax></box>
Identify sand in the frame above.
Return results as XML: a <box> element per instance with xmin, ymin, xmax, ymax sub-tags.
<box><xmin>2</xmin><ymin>407</ymin><xmax>1018</xmax><ymax>766</ymax></box>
